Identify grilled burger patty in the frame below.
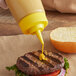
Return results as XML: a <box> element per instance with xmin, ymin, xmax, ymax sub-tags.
<box><xmin>16</xmin><ymin>50</ymin><xmax>64</xmax><ymax>76</ymax></box>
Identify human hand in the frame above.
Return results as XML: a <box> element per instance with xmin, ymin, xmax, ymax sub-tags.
<box><xmin>0</xmin><ymin>0</ymin><xmax>8</xmax><ymax>9</ymax></box>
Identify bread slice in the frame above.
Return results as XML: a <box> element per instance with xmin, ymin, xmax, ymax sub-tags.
<box><xmin>50</xmin><ymin>27</ymin><xmax>76</xmax><ymax>53</ymax></box>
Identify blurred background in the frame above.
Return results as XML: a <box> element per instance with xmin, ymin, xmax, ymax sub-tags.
<box><xmin>0</xmin><ymin>8</ymin><xmax>76</xmax><ymax>36</ymax></box>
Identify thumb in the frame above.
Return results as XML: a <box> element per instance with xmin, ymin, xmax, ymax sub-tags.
<box><xmin>0</xmin><ymin>0</ymin><xmax>8</xmax><ymax>9</ymax></box>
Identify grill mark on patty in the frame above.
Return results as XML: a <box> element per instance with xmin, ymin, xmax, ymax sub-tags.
<box><xmin>44</xmin><ymin>54</ymin><xmax>62</xmax><ymax>64</ymax></box>
<box><xmin>52</xmin><ymin>52</ymin><xmax>63</xmax><ymax>58</ymax></box>
<box><xmin>18</xmin><ymin>59</ymin><xmax>29</xmax><ymax>67</ymax></box>
<box><xmin>29</xmin><ymin>52</ymin><xmax>54</xmax><ymax>68</ymax></box>
<box><xmin>21</xmin><ymin>55</ymin><xmax>43</xmax><ymax>71</ymax></box>
<box><xmin>38</xmin><ymin>50</ymin><xmax>62</xmax><ymax>64</ymax></box>
<box><xmin>38</xmin><ymin>50</ymin><xmax>62</xmax><ymax>58</ymax></box>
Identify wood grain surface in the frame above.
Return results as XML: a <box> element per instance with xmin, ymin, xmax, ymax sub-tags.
<box><xmin>0</xmin><ymin>8</ymin><xmax>76</xmax><ymax>36</ymax></box>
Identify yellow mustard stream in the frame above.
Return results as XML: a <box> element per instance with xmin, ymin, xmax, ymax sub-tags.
<box><xmin>39</xmin><ymin>43</ymin><xmax>47</xmax><ymax>61</ymax></box>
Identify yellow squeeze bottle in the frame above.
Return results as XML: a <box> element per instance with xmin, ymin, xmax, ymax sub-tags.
<box><xmin>6</xmin><ymin>0</ymin><xmax>48</xmax><ymax>60</ymax></box>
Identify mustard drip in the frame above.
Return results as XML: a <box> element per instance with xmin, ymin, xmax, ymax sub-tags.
<box><xmin>39</xmin><ymin>43</ymin><xmax>47</xmax><ymax>61</ymax></box>
<box><xmin>36</xmin><ymin>30</ymin><xmax>47</xmax><ymax>61</ymax></box>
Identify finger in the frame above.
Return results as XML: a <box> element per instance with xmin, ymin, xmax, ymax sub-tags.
<box><xmin>0</xmin><ymin>0</ymin><xmax>8</xmax><ymax>9</ymax></box>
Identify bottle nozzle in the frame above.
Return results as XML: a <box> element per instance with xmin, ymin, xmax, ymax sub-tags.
<box><xmin>36</xmin><ymin>30</ymin><xmax>44</xmax><ymax>45</ymax></box>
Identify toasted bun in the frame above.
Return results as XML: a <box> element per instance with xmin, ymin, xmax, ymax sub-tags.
<box><xmin>50</xmin><ymin>27</ymin><xmax>76</xmax><ymax>53</ymax></box>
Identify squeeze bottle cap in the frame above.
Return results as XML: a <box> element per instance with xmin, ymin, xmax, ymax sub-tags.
<box><xmin>18</xmin><ymin>12</ymin><xmax>48</xmax><ymax>45</ymax></box>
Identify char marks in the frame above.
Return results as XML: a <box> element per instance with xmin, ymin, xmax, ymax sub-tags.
<box><xmin>44</xmin><ymin>54</ymin><xmax>61</xmax><ymax>64</ymax></box>
<box><xmin>16</xmin><ymin>50</ymin><xmax>64</xmax><ymax>76</ymax></box>
<box><xmin>52</xmin><ymin>52</ymin><xmax>63</xmax><ymax>58</ymax></box>
<box><xmin>38</xmin><ymin>50</ymin><xmax>62</xmax><ymax>64</ymax></box>
<box><xmin>29</xmin><ymin>52</ymin><xmax>54</xmax><ymax>68</ymax></box>
<box><xmin>19</xmin><ymin>59</ymin><xmax>29</xmax><ymax>67</ymax></box>
<box><xmin>21</xmin><ymin>55</ymin><xmax>43</xmax><ymax>71</ymax></box>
